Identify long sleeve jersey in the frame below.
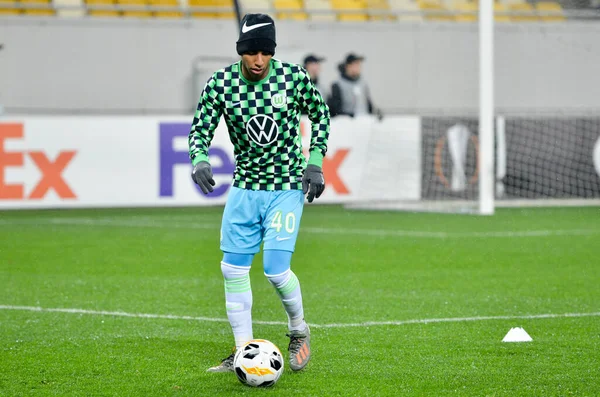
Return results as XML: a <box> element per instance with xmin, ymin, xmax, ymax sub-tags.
<box><xmin>189</xmin><ymin>58</ymin><xmax>330</xmax><ymax>191</ymax></box>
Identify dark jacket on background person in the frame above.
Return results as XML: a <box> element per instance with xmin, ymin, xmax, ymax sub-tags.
<box><xmin>327</xmin><ymin>63</ymin><xmax>374</xmax><ymax>118</ymax></box>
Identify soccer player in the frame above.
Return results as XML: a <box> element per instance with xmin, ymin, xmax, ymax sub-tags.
<box><xmin>188</xmin><ymin>13</ymin><xmax>330</xmax><ymax>373</ymax></box>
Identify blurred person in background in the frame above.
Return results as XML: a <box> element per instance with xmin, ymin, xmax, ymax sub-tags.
<box><xmin>327</xmin><ymin>53</ymin><xmax>381</xmax><ymax>119</ymax></box>
<box><xmin>189</xmin><ymin>13</ymin><xmax>330</xmax><ymax>374</ymax></box>
<box><xmin>302</xmin><ymin>54</ymin><xmax>326</xmax><ymax>96</ymax></box>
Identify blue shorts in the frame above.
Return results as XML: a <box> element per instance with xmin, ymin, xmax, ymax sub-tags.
<box><xmin>220</xmin><ymin>187</ymin><xmax>305</xmax><ymax>254</ymax></box>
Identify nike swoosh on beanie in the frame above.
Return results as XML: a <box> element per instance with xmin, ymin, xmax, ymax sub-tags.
<box><xmin>241</xmin><ymin>22</ymin><xmax>272</xmax><ymax>33</ymax></box>
<box><xmin>236</xmin><ymin>13</ymin><xmax>277</xmax><ymax>56</ymax></box>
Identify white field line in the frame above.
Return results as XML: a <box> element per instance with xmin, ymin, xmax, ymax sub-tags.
<box><xmin>0</xmin><ymin>305</ymin><xmax>284</xmax><ymax>326</ymax></box>
<box><xmin>1</xmin><ymin>305</ymin><xmax>599</xmax><ymax>329</ymax></box>
<box><xmin>1</xmin><ymin>218</ymin><xmax>599</xmax><ymax>239</ymax></box>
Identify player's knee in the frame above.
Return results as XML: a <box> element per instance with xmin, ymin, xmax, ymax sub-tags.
<box><xmin>263</xmin><ymin>249</ymin><xmax>292</xmax><ymax>276</ymax></box>
<box><xmin>222</xmin><ymin>252</ymin><xmax>253</xmax><ymax>268</ymax></box>
<box><xmin>221</xmin><ymin>256</ymin><xmax>252</xmax><ymax>280</ymax></box>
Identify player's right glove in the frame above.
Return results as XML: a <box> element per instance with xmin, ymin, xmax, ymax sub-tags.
<box><xmin>302</xmin><ymin>164</ymin><xmax>325</xmax><ymax>203</ymax></box>
<box><xmin>191</xmin><ymin>161</ymin><xmax>215</xmax><ymax>194</ymax></box>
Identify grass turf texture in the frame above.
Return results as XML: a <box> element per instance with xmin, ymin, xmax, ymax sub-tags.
<box><xmin>0</xmin><ymin>206</ymin><xmax>599</xmax><ymax>396</ymax></box>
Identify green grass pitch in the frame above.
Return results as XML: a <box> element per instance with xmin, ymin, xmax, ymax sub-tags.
<box><xmin>1</xmin><ymin>205</ymin><xmax>599</xmax><ymax>396</ymax></box>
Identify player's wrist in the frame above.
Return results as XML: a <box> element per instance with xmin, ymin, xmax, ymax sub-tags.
<box><xmin>192</xmin><ymin>154</ymin><xmax>210</xmax><ymax>166</ymax></box>
<box><xmin>307</xmin><ymin>151</ymin><xmax>324</xmax><ymax>168</ymax></box>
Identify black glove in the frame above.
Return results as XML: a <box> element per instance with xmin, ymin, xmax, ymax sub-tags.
<box><xmin>302</xmin><ymin>164</ymin><xmax>325</xmax><ymax>203</ymax></box>
<box><xmin>191</xmin><ymin>161</ymin><xmax>215</xmax><ymax>194</ymax></box>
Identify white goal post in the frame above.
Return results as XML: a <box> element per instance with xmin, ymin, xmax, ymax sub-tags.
<box><xmin>479</xmin><ymin>0</ymin><xmax>495</xmax><ymax>215</ymax></box>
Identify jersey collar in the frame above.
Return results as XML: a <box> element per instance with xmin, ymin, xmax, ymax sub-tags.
<box><xmin>238</xmin><ymin>59</ymin><xmax>274</xmax><ymax>85</ymax></box>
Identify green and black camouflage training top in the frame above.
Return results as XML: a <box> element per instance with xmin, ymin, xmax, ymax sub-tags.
<box><xmin>189</xmin><ymin>58</ymin><xmax>330</xmax><ymax>191</ymax></box>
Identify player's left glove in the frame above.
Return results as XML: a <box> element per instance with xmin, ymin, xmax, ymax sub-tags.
<box><xmin>302</xmin><ymin>164</ymin><xmax>325</xmax><ymax>203</ymax></box>
<box><xmin>191</xmin><ymin>161</ymin><xmax>215</xmax><ymax>194</ymax></box>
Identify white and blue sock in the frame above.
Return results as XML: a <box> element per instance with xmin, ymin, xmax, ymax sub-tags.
<box><xmin>221</xmin><ymin>262</ymin><xmax>253</xmax><ymax>349</ymax></box>
<box><xmin>266</xmin><ymin>269</ymin><xmax>307</xmax><ymax>332</ymax></box>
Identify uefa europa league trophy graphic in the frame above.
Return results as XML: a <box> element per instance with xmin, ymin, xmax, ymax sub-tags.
<box><xmin>447</xmin><ymin>123</ymin><xmax>471</xmax><ymax>192</ymax></box>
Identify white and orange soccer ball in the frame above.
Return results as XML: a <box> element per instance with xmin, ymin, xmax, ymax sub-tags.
<box><xmin>233</xmin><ymin>339</ymin><xmax>284</xmax><ymax>387</ymax></box>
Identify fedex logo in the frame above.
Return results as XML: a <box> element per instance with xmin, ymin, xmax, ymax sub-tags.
<box><xmin>159</xmin><ymin>123</ymin><xmax>234</xmax><ymax>198</ymax></box>
<box><xmin>0</xmin><ymin>123</ymin><xmax>76</xmax><ymax>200</ymax></box>
<box><xmin>159</xmin><ymin>122</ymin><xmax>350</xmax><ymax>199</ymax></box>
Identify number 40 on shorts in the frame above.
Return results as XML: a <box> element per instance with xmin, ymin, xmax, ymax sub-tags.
<box><xmin>271</xmin><ymin>211</ymin><xmax>296</xmax><ymax>233</ymax></box>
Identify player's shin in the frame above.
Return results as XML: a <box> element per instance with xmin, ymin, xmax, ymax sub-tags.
<box><xmin>221</xmin><ymin>262</ymin><xmax>253</xmax><ymax>349</ymax></box>
<box><xmin>266</xmin><ymin>269</ymin><xmax>307</xmax><ymax>332</ymax></box>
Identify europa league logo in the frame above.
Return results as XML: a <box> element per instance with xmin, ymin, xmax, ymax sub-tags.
<box><xmin>435</xmin><ymin>123</ymin><xmax>479</xmax><ymax>191</ymax></box>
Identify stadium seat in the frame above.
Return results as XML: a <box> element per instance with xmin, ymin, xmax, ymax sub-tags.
<box><xmin>305</xmin><ymin>0</ymin><xmax>335</xmax><ymax>21</ymax></box>
<box><xmin>121</xmin><ymin>9</ymin><xmax>152</xmax><ymax>16</ymax></box>
<box><xmin>117</xmin><ymin>0</ymin><xmax>151</xmax><ymax>17</ymax></box>
<box><xmin>21</xmin><ymin>0</ymin><xmax>56</xmax><ymax>15</ymax></box>
<box><xmin>190</xmin><ymin>0</ymin><xmax>234</xmax><ymax>18</ymax></box>
<box><xmin>452</xmin><ymin>0</ymin><xmax>477</xmax><ymax>22</ymax></box>
<box><xmin>536</xmin><ymin>1</ymin><xmax>564</xmax><ymax>21</ymax></box>
<box><xmin>331</xmin><ymin>0</ymin><xmax>368</xmax><ymax>21</ymax></box>
<box><xmin>417</xmin><ymin>0</ymin><xmax>453</xmax><ymax>20</ymax></box>
<box><xmin>368</xmin><ymin>0</ymin><xmax>395</xmax><ymax>21</ymax></box>
<box><xmin>150</xmin><ymin>0</ymin><xmax>181</xmax><ymax>17</ymax></box>
<box><xmin>86</xmin><ymin>0</ymin><xmax>120</xmax><ymax>16</ymax></box>
<box><xmin>509</xmin><ymin>1</ymin><xmax>538</xmax><ymax>21</ymax></box>
<box><xmin>0</xmin><ymin>0</ymin><xmax>21</xmax><ymax>15</ymax></box>
<box><xmin>388</xmin><ymin>0</ymin><xmax>423</xmax><ymax>21</ymax></box>
<box><xmin>493</xmin><ymin>1</ymin><xmax>510</xmax><ymax>22</ymax></box>
<box><xmin>240</xmin><ymin>0</ymin><xmax>269</xmax><ymax>12</ymax></box>
<box><xmin>274</xmin><ymin>0</ymin><xmax>307</xmax><ymax>20</ymax></box>
<box><xmin>87</xmin><ymin>10</ymin><xmax>121</xmax><ymax>16</ymax></box>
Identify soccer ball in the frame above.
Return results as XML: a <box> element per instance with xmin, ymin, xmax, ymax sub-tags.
<box><xmin>233</xmin><ymin>339</ymin><xmax>284</xmax><ymax>387</ymax></box>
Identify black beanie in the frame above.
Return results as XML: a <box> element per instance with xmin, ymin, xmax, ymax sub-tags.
<box><xmin>236</xmin><ymin>14</ymin><xmax>277</xmax><ymax>56</ymax></box>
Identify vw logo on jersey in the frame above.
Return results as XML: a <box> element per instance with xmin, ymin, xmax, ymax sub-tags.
<box><xmin>246</xmin><ymin>114</ymin><xmax>279</xmax><ymax>146</ymax></box>
<box><xmin>271</xmin><ymin>93</ymin><xmax>286</xmax><ymax>108</ymax></box>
